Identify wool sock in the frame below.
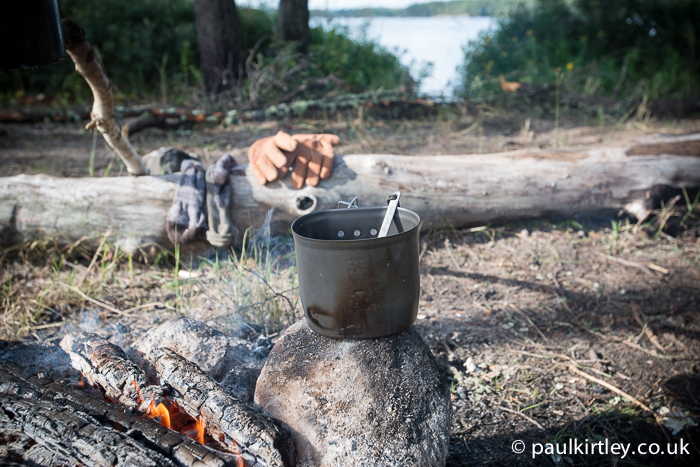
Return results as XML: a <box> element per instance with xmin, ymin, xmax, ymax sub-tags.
<box><xmin>205</xmin><ymin>153</ymin><xmax>238</xmax><ymax>249</ymax></box>
<box><xmin>165</xmin><ymin>159</ymin><xmax>207</xmax><ymax>247</ymax></box>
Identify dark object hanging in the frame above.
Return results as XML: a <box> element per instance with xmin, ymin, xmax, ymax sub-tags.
<box><xmin>0</xmin><ymin>0</ymin><xmax>65</xmax><ymax>69</ymax></box>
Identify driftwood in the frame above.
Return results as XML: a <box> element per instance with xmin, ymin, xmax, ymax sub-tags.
<box><xmin>0</xmin><ymin>361</ymin><xmax>239</xmax><ymax>467</ymax></box>
<box><xmin>61</xmin><ymin>19</ymin><xmax>148</xmax><ymax>176</ymax></box>
<box><xmin>0</xmin><ymin>132</ymin><xmax>698</xmax><ymax>255</ymax></box>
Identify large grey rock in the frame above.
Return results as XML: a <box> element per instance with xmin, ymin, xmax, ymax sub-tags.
<box><xmin>254</xmin><ymin>320</ymin><xmax>451</xmax><ymax>466</ymax></box>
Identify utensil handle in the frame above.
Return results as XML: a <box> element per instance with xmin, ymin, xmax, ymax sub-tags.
<box><xmin>378</xmin><ymin>191</ymin><xmax>401</xmax><ymax>238</ymax></box>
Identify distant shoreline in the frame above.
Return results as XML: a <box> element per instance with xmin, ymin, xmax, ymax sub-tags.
<box><xmin>310</xmin><ymin>12</ymin><xmax>481</xmax><ymax>18</ymax></box>
<box><xmin>310</xmin><ymin>0</ymin><xmax>511</xmax><ymax>19</ymax></box>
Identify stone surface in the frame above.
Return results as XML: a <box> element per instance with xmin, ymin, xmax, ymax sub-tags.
<box><xmin>254</xmin><ymin>320</ymin><xmax>451</xmax><ymax>466</ymax></box>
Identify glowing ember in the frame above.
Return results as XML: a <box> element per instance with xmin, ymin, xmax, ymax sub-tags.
<box><xmin>147</xmin><ymin>400</ymin><xmax>172</xmax><ymax>429</ymax></box>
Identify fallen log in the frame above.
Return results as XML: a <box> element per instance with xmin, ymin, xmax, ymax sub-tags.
<box><xmin>0</xmin><ymin>132</ymin><xmax>698</xmax><ymax>255</ymax></box>
<box><xmin>0</xmin><ymin>89</ymin><xmax>433</xmax><ymax>126</ymax></box>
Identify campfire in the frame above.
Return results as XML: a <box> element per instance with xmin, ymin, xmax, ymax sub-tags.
<box><xmin>0</xmin><ymin>319</ymin><xmax>294</xmax><ymax>467</ymax></box>
<box><xmin>0</xmin><ymin>194</ymin><xmax>452</xmax><ymax>466</ymax></box>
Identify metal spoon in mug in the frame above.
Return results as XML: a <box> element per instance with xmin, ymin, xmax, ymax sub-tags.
<box><xmin>378</xmin><ymin>191</ymin><xmax>401</xmax><ymax>238</ymax></box>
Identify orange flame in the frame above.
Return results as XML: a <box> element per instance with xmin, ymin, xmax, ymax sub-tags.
<box><xmin>147</xmin><ymin>400</ymin><xmax>172</xmax><ymax>429</ymax></box>
<box><xmin>196</xmin><ymin>418</ymin><xmax>205</xmax><ymax>445</ymax></box>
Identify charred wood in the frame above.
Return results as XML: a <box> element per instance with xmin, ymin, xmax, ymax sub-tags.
<box><xmin>0</xmin><ymin>361</ymin><xmax>242</xmax><ymax>467</ymax></box>
<box><xmin>0</xmin><ymin>392</ymin><xmax>179</xmax><ymax>467</ymax></box>
<box><xmin>148</xmin><ymin>348</ymin><xmax>294</xmax><ymax>467</ymax></box>
<box><xmin>60</xmin><ymin>333</ymin><xmax>161</xmax><ymax>410</ymax></box>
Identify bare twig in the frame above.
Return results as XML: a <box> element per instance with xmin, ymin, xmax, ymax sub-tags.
<box><xmin>61</xmin><ymin>19</ymin><xmax>147</xmax><ymax>176</ymax></box>
<box><xmin>498</xmin><ymin>405</ymin><xmax>544</xmax><ymax>430</ymax></box>
<box><xmin>593</xmin><ymin>250</ymin><xmax>654</xmax><ymax>276</ymax></box>
<box><xmin>76</xmin><ymin>230</ymin><xmax>112</xmax><ymax>287</ymax></box>
<box><xmin>568</xmin><ymin>364</ymin><xmax>663</xmax><ymax>425</ymax></box>
<box><xmin>508</xmin><ymin>304</ymin><xmax>549</xmax><ymax>342</ymax></box>
<box><xmin>62</xmin><ymin>284</ymin><xmax>124</xmax><ymax>316</ymax></box>
<box><xmin>582</xmin><ymin>328</ymin><xmax>668</xmax><ymax>359</ymax></box>
<box><xmin>444</xmin><ymin>239</ymin><xmax>464</xmax><ymax>272</ymax></box>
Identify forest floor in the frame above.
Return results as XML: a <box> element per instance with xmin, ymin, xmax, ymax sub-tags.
<box><xmin>1</xmin><ymin>110</ymin><xmax>700</xmax><ymax>466</ymax></box>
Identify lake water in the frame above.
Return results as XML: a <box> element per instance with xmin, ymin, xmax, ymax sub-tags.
<box><xmin>310</xmin><ymin>16</ymin><xmax>496</xmax><ymax>98</ymax></box>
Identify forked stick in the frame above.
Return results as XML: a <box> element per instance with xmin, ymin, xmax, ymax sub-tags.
<box><xmin>61</xmin><ymin>19</ymin><xmax>148</xmax><ymax>176</ymax></box>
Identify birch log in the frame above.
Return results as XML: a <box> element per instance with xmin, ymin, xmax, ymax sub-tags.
<box><xmin>0</xmin><ymin>132</ymin><xmax>698</xmax><ymax>255</ymax></box>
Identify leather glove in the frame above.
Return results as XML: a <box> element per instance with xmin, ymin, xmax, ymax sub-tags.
<box><xmin>165</xmin><ymin>159</ymin><xmax>207</xmax><ymax>247</ymax></box>
<box><xmin>288</xmin><ymin>133</ymin><xmax>340</xmax><ymax>189</ymax></box>
<box><xmin>248</xmin><ymin>131</ymin><xmax>298</xmax><ymax>185</ymax></box>
<box><xmin>248</xmin><ymin>131</ymin><xmax>340</xmax><ymax>189</ymax></box>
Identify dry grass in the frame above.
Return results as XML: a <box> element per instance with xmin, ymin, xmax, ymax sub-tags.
<box><xmin>0</xmin><ymin>223</ymin><xmax>301</xmax><ymax>345</ymax></box>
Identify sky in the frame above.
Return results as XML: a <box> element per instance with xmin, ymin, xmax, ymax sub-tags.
<box><xmin>237</xmin><ymin>1</ymin><xmax>423</xmax><ymax>10</ymax></box>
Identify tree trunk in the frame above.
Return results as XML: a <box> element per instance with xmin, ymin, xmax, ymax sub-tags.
<box><xmin>194</xmin><ymin>0</ymin><xmax>244</xmax><ymax>93</ymax></box>
<box><xmin>0</xmin><ymin>133</ymin><xmax>699</xmax><ymax>256</ymax></box>
<box><xmin>278</xmin><ymin>0</ymin><xmax>309</xmax><ymax>49</ymax></box>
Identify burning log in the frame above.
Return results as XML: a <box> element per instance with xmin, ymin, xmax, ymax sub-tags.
<box><xmin>0</xmin><ymin>392</ymin><xmax>177</xmax><ymax>467</ymax></box>
<box><xmin>60</xmin><ymin>333</ymin><xmax>162</xmax><ymax>411</ymax></box>
<box><xmin>148</xmin><ymin>348</ymin><xmax>294</xmax><ymax>467</ymax></box>
<box><xmin>0</xmin><ymin>361</ymin><xmax>241</xmax><ymax>467</ymax></box>
<box><xmin>1</xmin><ymin>132</ymin><xmax>699</xmax><ymax>255</ymax></box>
<box><xmin>58</xmin><ymin>328</ymin><xmax>293</xmax><ymax>466</ymax></box>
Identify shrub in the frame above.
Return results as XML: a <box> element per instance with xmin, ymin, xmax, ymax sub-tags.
<box><xmin>458</xmin><ymin>0</ymin><xmax>700</xmax><ymax>100</ymax></box>
<box><xmin>0</xmin><ymin>2</ymin><xmax>410</xmax><ymax>106</ymax></box>
<box><xmin>1</xmin><ymin>0</ymin><xmax>197</xmax><ymax>103</ymax></box>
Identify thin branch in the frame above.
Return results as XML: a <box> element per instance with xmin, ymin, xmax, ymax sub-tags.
<box><xmin>498</xmin><ymin>405</ymin><xmax>544</xmax><ymax>430</ymax></box>
<box><xmin>61</xmin><ymin>19</ymin><xmax>148</xmax><ymax>176</ymax></box>
<box><xmin>568</xmin><ymin>364</ymin><xmax>663</xmax><ymax>425</ymax></box>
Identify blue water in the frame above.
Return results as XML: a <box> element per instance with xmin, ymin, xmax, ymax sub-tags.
<box><xmin>310</xmin><ymin>16</ymin><xmax>496</xmax><ymax>98</ymax></box>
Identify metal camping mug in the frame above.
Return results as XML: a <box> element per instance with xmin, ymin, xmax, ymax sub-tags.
<box><xmin>291</xmin><ymin>193</ymin><xmax>422</xmax><ymax>339</ymax></box>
